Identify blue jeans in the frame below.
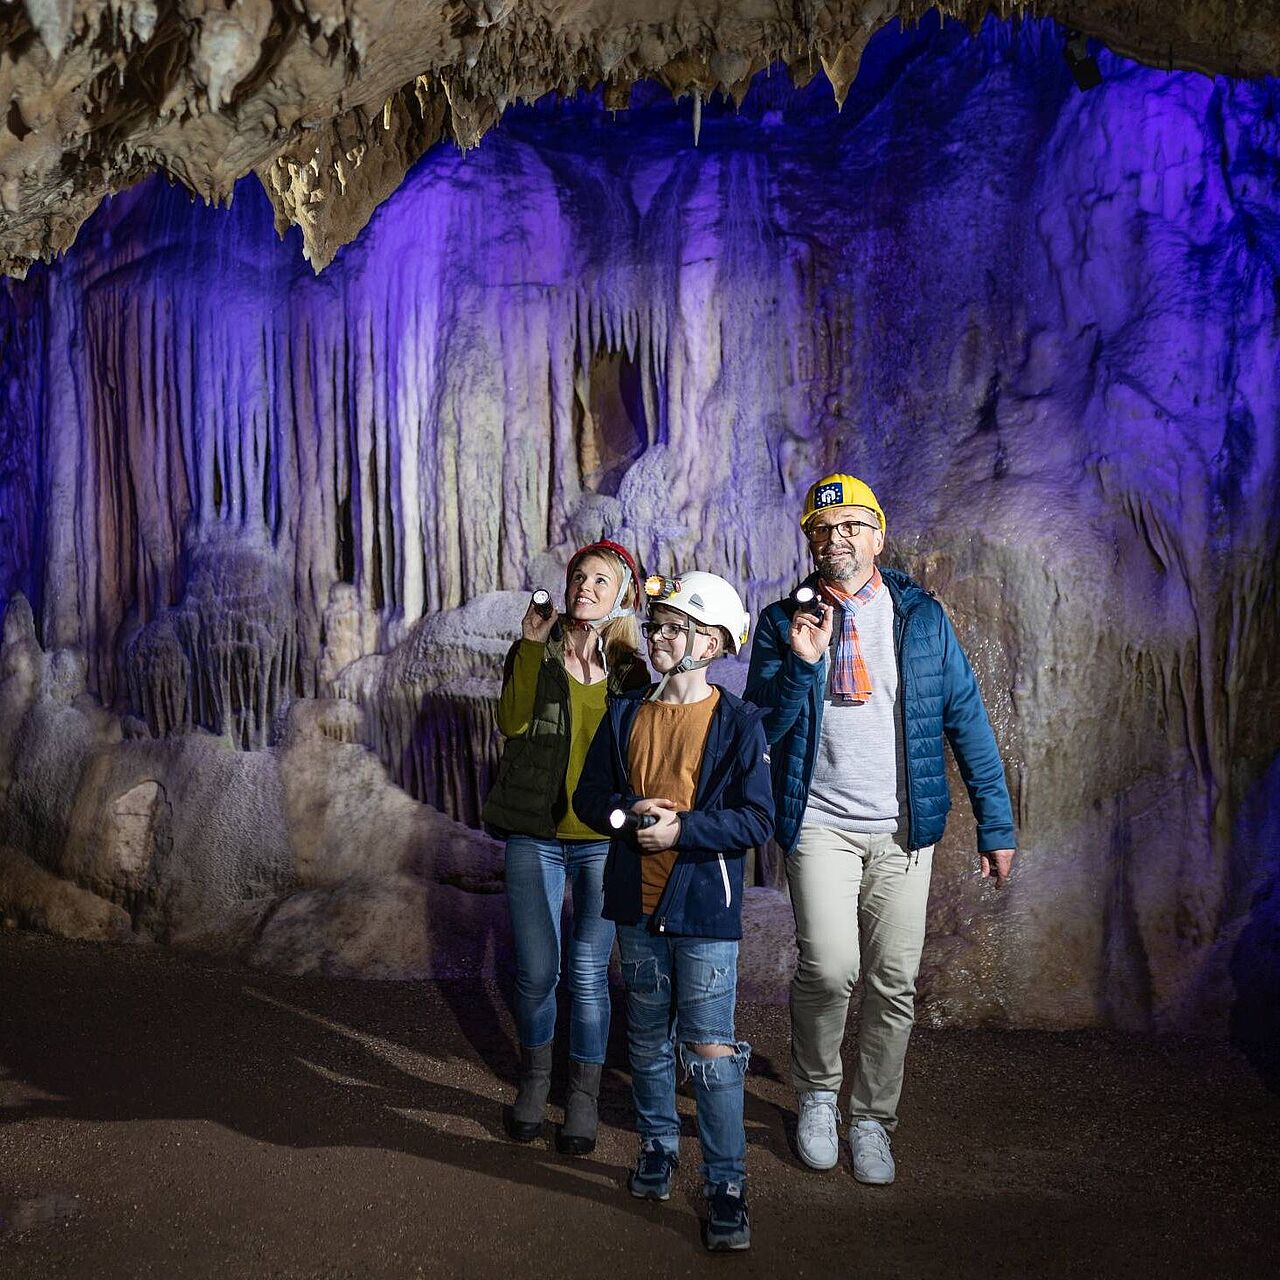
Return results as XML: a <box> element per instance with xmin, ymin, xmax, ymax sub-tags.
<box><xmin>617</xmin><ymin>921</ymin><xmax>750</xmax><ymax>1189</ymax></box>
<box><xmin>504</xmin><ymin>837</ymin><xmax>615</xmax><ymax>1063</ymax></box>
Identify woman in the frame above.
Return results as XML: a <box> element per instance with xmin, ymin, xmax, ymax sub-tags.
<box><xmin>482</xmin><ymin>539</ymin><xmax>649</xmax><ymax>1155</ymax></box>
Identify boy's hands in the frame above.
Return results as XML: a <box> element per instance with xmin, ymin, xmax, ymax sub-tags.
<box><xmin>631</xmin><ymin>798</ymin><xmax>681</xmax><ymax>853</ymax></box>
<box><xmin>789</xmin><ymin>602</ymin><xmax>833</xmax><ymax>664</ymax></box>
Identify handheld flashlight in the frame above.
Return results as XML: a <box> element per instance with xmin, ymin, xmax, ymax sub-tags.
<box><xmin>531</xmin><ymin>589</ymin><xmax>554</xmax><ymax>619</ymax></box>
<box><xmin>793</xmin><ymin>585</ymin><xmax>824</xmax><ymax>618</ymax></box>
<box><xmin>609</xmin><ymin>808</ymin><xmax>658</xmax><ymax>832</ymax></box>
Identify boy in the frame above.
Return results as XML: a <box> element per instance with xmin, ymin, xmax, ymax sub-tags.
<box><xmin>575</xmin><ymin>571</ymin><xmax>774</xmax><ymax>1253</ymax></box>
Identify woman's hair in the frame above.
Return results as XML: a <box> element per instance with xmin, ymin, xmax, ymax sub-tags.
<box><xmin>566</xmin><ymin>546</ymin><xmax>642</xmax><ymax>667</ymax></box>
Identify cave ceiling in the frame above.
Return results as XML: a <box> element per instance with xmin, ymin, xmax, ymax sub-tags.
<box><xmin>1</xmin><ymin>1</ymin><xmax>1278</xmax><ymax>276</ymax></box>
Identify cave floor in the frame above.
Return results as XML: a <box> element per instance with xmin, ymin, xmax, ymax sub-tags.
<box><xmin>0</xmin><ymin>933</ymin><xmax>1276</xmax><ymax>1280</ymax></box>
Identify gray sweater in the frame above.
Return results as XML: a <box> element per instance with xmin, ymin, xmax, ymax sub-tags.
<box><xmin>801</xmin><ymin>583</ymin><xmax>906</xmax><ymax>834</ymax></box>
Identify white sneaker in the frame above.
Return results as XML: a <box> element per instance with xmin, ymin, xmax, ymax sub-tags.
<box><xmin>795</xmin><ymin>1090</ymin><xmax>840</xmax><ymax>1170</ymax></box>
<box><xmin>850</xmin><ymin>1119</ymin><xmax>895</xmax><ymax>1184</ymax></box>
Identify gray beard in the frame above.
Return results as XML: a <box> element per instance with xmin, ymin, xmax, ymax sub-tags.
<box><xmin>817</xmin><ymin>553</ymin><xmax>862</xmax><ymax>582</ymax></box>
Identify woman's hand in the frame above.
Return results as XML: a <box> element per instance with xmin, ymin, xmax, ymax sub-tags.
<box><xmin>632</xmin><ymin>798</ymin><xmax>681</xmax><ymax>853</ymax></box>
<box><xmin>520</xmin><ymin>597</ymin><xmax>557</xmax><ymax>643</ymax></box>
<box><xmin>789</xmin><ymin>602</ymin><xmax>833</xmax><ymax>665</ymax></box>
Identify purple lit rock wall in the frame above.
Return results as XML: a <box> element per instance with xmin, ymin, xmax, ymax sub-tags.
<box><xmin>1</xmin><ymin>19</ymin><xmax>1278</xmax><ymax>1041</ymax></box>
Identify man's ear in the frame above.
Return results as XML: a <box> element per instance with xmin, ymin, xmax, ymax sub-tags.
<box><xmin>872</xmin><ymin>527</ymin><xmax>886</xmax><ymax>556</ymax></box>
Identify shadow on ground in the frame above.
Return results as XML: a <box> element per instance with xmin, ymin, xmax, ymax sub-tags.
<box><xmin>1</xmin><ymin>933</ymin><xmax>1279</xmax><ymax>1279</ymax></box>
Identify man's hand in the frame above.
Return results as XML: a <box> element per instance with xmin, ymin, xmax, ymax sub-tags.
<box><xmin>520</xmin><ymin>597</ymin><xmax>557</xmax><ymax>643</ymax></box>
<box><xmin>789</xmin><ymin>602</ymin><xmax>834</xmax><ymax>665</ymax></box>
<box><xmin>632</xmin><ymin>798</ymin><xmax>681</xmax><ymax>853</ymax></box>
<box><xmin>980</xmin><ymin>849</ymin><xmax>1016</xmax><ymax>889</ymax></box>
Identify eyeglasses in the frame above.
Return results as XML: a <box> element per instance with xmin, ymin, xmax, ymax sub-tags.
<box><xmin>642</xmin><ymin>620</ymin><xmax>712</xmax><ymax>641</ymax></box>
<box><xmin>806</xmin><ymin>519</ymin><xmax>878</xmax><ymax>543</ymax></box>
<box><xmin>642</xmin><ymin>621</ymin><xmax>688</xmax><ymax>641</ymax></box>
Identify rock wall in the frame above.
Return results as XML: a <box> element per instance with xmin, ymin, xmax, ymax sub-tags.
<box><xmin>1</xmin><ymin>19</ymin><xmax>1278</xmax><ymax>1037</ymax></box>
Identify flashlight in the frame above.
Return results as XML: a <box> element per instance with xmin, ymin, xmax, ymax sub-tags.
<box><xmin>609</xmin><ymin>807</ymin><xmax>658</xmax><ymax>832</ymax></box>
<box><xmin>793</xmin><ymin>585</ymin><xmax>824</xmax><ymax>618</ymax></box>
<box><xmin>531</xmin><ymin>589</ymin><xmax>554</xmax><ymax>619</ymax></box>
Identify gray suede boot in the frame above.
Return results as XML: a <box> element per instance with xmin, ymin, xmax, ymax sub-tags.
<box><xmin>504</xmin><ymin>1043</ymin><xmax>553</xmax><ymax>1143</ymax></box>
<box><xmin>556</xmin><ymin>1060</ymin><xmax>603</xmax><ymax>1156</ymax></box>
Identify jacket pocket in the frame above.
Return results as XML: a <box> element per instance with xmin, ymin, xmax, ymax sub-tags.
<box><xmin>716</xmin><ymin>854</ymin><xmax>731</xmax><ymax>908</ymax></box>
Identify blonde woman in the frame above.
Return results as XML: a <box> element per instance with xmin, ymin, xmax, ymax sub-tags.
<box><xmin>483</xmin><ymin>540</ymin><xmax>649</xmax><ymax>1155</ymax></box>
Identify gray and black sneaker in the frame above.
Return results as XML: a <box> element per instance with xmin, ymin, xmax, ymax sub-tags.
<box><xmin>628</xmin><ymin>1139</ymin><xmax>679</xmax><ymax>1200</ymax></box>
<box><xmin>703</xmin><ymin>1181</ymin><xmax>751</xmax><ymax>1252</ymax></box>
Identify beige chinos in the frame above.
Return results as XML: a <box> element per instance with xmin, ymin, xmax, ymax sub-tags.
<box><xmin>786</xmin><ymin>826</ymin><xmax>934</xmax><ymax>1132</ymax></box>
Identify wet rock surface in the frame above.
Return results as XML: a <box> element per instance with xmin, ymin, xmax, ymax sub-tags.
<box><xmin>0</xmin><ymin>933</ymin><xmax>1276</xmax><ymax>1278</ymax></box>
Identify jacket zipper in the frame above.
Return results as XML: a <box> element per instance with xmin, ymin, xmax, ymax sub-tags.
<box><xmin>717</xmin><ymin>854</ymin><xmax>731</xmax><ymax>908</ymax></box>
<box><xmin>894</xmin><ymin>605</ymin><xmax>914</xmax><ymax>852</ymax></box>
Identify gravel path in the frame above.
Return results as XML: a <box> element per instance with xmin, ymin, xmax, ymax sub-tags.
<box><xmin>1</xmin><ymin>932</ymin><xmax>1277</xmax><ymax>1279</ymax></box>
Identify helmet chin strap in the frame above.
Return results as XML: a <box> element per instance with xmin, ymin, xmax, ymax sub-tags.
<box><xmin>572</xmin><ymin>577</ymin><xmax>634</xmax><ymax>629</ymax></box>
<box><xmin>597</xmin><ymin>575</ymin><xmax>635</xmax><ymax>626</ymax></box>
<box><xmin>566</xmin><ymin>578</ymin><xmax>634</xmax><ymax>675</ymax></box>
<box><xmin>646</xmin><ymin>616</ymin><xmax>713</xmax><ymax>701</ymax></box>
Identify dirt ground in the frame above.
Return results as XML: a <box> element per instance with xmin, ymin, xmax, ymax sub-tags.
<box><xmin>1</xmin><ymin>932</ymin><xmax>1277</xmax><ymax>1280</ymax></box>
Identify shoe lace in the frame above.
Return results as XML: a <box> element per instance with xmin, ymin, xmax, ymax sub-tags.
<box><xmin>638</xmin><ymin>1145</ymin><xmax>674</xmax><ymax>1178</ymax></box>
<box><xmin>798</xmin><ymin>1096</ymin><xmax>839</xmax><ymax>1140</ymax></box>
<box><xmin>708</xmin><ymin>1181</ymin><xmax>746</xmax><ymax>1219</ymax></box>
<box><xmin>855</xmin><ymin>1123</ymin><xmax>891</xmax><ymax>1158</ymax></box>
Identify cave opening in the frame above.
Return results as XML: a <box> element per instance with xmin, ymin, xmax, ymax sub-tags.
<box><xmin>575</xmin><ymin>346</ymin><xmax>650</xmax><ymax>496</ymax></box>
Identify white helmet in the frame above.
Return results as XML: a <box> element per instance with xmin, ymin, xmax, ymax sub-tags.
<box><xmin>644</xmin><ymin>571</ymin><xmax>751</xmax><ymax>656</ymax></box>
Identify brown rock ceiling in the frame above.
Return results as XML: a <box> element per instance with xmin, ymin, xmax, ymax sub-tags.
<box><xmin>2</xmin><ymin>1</ymin><xmax>1278</xmax><ymax>276</ymax></box>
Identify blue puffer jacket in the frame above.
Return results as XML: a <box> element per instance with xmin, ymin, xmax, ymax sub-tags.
<box><xmin>573</xmin><ymin>687</ymin><xmax>775</xmax><ymax>939</ymax></box>
<box><xmin>744</xmin><ymin>566</ymin><xmax>1015</xmax><ymax>855</ymax></box>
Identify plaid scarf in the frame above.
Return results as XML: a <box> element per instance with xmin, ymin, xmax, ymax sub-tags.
<box><xmin>817</xmin><ymin>568</ymin><xmax>883</xmax><ymax>703</ymax></box>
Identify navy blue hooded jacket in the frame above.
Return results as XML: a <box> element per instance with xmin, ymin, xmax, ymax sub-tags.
<box><xmin>744</xmin><ymin>566</ymin><xmax>1015</xmax><ymax>855</ymax></box>
<box><xmin>573</xmin><ymin>686</ymin><xmax>775</xmax><ymax>939</ymax></box>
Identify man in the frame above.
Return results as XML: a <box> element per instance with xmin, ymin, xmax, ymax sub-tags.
<box><xmin>745</xmin><ymin>473</ymin><xmax>1016</xmax><ymax>1184</ymax></box>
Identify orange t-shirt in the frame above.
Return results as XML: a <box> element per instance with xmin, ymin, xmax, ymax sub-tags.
<box><xmin>627</xmin><ymin>690</ymin><xmax>720</xmax><ymax>914</ymax></box>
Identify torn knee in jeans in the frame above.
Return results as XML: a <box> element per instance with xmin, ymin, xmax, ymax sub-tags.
<box><xmin>686</xmin><ymin>1042</ymin><xmax>734</xmax><ymax>1059</ymax></box>
<box><xmin>679</xmin><ymin>1040</ymin><xmax>752</xmax><ymax>1085</ymax></box>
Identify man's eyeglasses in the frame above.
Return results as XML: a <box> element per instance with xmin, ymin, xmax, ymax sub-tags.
<box><xmin>806</xmin><ymin>519</ymin><xmax>879</xmax><ymax>544</ymax></box>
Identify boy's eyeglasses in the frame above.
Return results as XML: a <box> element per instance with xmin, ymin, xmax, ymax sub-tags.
<box><xmin>642</xmin><ymin>621</ymin><xmax>686</xmax><ymax>641</ymax></box>
<box><xmin>807</xmin><ymin>519</ymin><xmax>879</xmax><ymax>544</ymax></box>
<box><xmin>642</xmin><ymin>621</ymin><xmax>714</xmax><ymax>641</ymax></box>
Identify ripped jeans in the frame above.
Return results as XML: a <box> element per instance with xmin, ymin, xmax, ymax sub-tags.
<box><xmin>617</xmin><ymin>921</ymin><xmax>750</xmax><ymax>1189</ymax></box>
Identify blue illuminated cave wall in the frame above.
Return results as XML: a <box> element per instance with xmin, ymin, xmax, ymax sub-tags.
<box><xmin>1</xmin><ymin>16</ymin><xmax>1277</xmax><ymax>1038</ymax></box>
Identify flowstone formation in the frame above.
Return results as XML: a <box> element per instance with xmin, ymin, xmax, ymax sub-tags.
<box><xmin>0</xmin><ymin>18</ymin><xmax>1278</xmax><ymax>1042</ymax></box>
